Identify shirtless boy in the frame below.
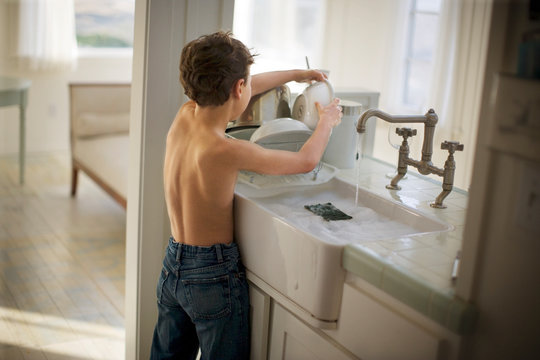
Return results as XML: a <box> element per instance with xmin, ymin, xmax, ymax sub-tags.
<box><xmin>150</xmin><ymin>31</ymin><xmax>342</xmax><ymax>360</ymax></box>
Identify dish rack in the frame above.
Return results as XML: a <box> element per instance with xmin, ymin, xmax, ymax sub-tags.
<box><xmin>237</xmin><ymin>162</ymin><xmax>338</xmax><ymax>189</ymax></box>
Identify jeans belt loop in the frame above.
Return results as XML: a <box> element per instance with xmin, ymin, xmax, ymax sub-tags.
<box><xmin>176</xmin><ymin>244</ymin><xmax>183</xmax><ymax>263</ymax></box>
<box><xmin>216</xmin><ymin>244</ymin><xmax>224</xmax><ymax>263</ymax></box>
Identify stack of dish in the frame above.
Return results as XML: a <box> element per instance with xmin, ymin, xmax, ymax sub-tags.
<box><xmin>226</xmin><ymin>85</ymin><xmax>291</xmax><ymax>140</ymax></box>
<box><xmin>247</xmin><ymin>80</ymin><xmax>335</xmax><ymax>151</ymax></box>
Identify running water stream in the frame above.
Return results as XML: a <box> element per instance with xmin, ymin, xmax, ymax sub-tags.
<box><xmin>355</xmin><ymin>133</ymin><xmax>365</xmax><ymax>207</ymax></box>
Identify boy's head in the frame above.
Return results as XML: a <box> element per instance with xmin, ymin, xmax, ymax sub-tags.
<box><xmin>179</xmin><ymin>31</ymin><xmax>255</xmax><ymax>107</ymax></box>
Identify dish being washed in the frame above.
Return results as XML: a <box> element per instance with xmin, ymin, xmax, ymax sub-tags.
<box><xmin>292</xmin><ymin>80</ymin><xmax>334</xmax><ymax>130</ymax></box>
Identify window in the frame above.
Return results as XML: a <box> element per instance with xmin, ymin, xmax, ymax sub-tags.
<box><xmin>233</xmin><ymin>0</ymin><xmax>326</xmax><ymax>92</ymax></box>
<box><xmin>74</xmin><ymin>0</ymin><xmax>135</xmax><ymax>49</ymax></box>
<box><xmin>402</xmin><ymin>0</ymin><xmax>442</xmax><ymax>109</ymax></box>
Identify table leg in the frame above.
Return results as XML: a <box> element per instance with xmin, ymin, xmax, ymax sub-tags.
<box><xmin>19</xmin><ymin>103</ymin><xmax>26</xmax><ymax>184</ymax></box>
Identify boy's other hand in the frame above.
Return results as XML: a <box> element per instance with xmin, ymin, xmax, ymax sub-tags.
<box><xmin>315</xmin><ymin>98</ymin><xmax>342</xmax><ymax>130</ymax></box>
<box><xmin>295</xmin><ymin>69</ymin><xmax>328</xmax><ymax>84</ymax></box>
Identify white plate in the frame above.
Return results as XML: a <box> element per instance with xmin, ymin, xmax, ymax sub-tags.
<box><xmin>292</xmin><ymin>80</ymin><xmax>334</xmax><ymax>130</ymax></box>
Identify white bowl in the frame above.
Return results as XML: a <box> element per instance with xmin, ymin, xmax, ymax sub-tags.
<box><xmin>292</xmin><ymin>80</ymin><xmax>334</xmax><ymax>130</ymax></box>
<box><xmin>250</xmin><ymin>118</ymin><xmax>312</xmax><ymax>151</ymax></box>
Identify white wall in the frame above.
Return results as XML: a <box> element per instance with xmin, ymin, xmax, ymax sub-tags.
<box><xmin>0</xmin><ymin>3</ymin><xmax>132</xmax><ymax>155</ymax></box>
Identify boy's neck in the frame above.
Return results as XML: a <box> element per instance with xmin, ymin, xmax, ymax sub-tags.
<box><xmin>194</xmin><ymin>100</ymin><xmax>237</xmax><ymax>131</ymax></box>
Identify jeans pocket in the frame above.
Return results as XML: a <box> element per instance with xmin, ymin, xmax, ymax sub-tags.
<box><xmin>182</xmin><ymin>275</ymin><xmax>232</xmax><ymax>320</ymax></box>
<box><xmin>156</xmin><ymin>267</ymin><xmax>169</xmax><ymax>304</ymax></box>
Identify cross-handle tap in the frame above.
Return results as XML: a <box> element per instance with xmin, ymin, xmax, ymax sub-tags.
<box><xmin>441</xmin><ymin>140</ymin><xmax>464</xmax><ymax>153</ymax></box>
<box><xmin>386</xmin><ymin>127</ymin><xmax>416</xmax><ymax>190</ymax></box>
<box><xmin>431</xmin><ymin>141</ymin><xmax>464</xmax><ymax>208</ymax></box>
<box><xmin>395</xmin><ymin>127</ymin><xmax>417</xmax><ymax>139</ymax></box>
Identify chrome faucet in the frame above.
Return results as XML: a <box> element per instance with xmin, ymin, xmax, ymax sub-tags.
<box><xmin>356</xmin><ymin>109</ymin><xmax>463</xmax><ymax>208</ymax></box>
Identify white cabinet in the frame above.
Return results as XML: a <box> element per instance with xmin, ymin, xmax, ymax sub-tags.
<box><xmin>268</xmin><ymin>303</ymin><xmax>355</xmax><ymax>360</ymax></box>
<box><xmin>249</xmin><ymin>274</ymin><xmax>458</xmax><ymax>360</ymax></box>
<box><xmin>249</xmin><ymin>283</ymin><xmax>271</xmax><ymax>360</ymax></box>
<box><xmin>325</xmin><ymin>283</ymin><xmax>442</xmax><ymax>360</ymax></box>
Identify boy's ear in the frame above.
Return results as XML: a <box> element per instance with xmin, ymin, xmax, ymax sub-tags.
<box><xmin>232</xmin><ymin>78</ymin><xmax>245</xmax><ymax>99</ymax></box>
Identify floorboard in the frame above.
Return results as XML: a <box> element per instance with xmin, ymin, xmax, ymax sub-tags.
<box><xmin>0</xmin><ymin>152</ymin><xmax>126</xmax><ymax>360</ymax></box>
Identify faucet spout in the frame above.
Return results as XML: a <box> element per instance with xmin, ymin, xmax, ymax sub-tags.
<box><xmin>356</xmin><ymin>108</ymin><xmax>438</xmax><ymax>133</ymax></box>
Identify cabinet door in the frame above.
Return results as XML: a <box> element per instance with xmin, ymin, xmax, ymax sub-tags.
<box><xmin>250</xmin><ymin>282</ymin><xmax>271</xmax><ymax>360</ymax></box>
<box><xmin>328</xmin><ymin>283</ymin><xmax>441</xmax><ymax>360</ymax></box>
<box><xmin>268</xmin><ymin>303</ymin><xmax>355</xmax><ymax>360</ymax></box>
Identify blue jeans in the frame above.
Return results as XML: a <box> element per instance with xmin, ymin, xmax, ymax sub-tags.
<box><xmin>150</xmin><ymin>238</ymin><xmax>250</xmax><ymax>360</ymax></box>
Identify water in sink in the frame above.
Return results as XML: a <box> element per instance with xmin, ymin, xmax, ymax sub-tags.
<box><xmin>264</xmin><ymin>200</ymin><xmax>418</xmax><ymax>244</ymax></box>
<box><xmin>253</xmin><ymin>179</ymin><xmax>448</xmax><ymax>245</ymax></box>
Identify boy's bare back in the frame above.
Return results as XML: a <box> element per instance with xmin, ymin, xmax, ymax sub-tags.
<box><xmin>164</xmin><ymin>101</ymin><xmax>238</xmax><ymax>246</ymax></box>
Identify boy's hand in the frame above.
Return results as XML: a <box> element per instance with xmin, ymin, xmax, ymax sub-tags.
<box><xmin>315</xmin><ymin>98</ymin><xmax>342</xmax><ymax>130</ymax></box>
<box><xmin>295</xmin><ymin>69</ymin><xmax>328</xmax><ymax>84</ymax></box>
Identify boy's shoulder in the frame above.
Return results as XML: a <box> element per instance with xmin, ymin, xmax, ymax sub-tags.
<box><xmin>179</xmin><ymin>100</ymin><xmax>196</xmax><ymax>116</ymax></box>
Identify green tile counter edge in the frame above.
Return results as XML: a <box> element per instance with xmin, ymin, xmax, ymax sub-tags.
<box><xmin>343</xmin><ymin>244</ymin><xmax>477</xmax><ymax>335</ymax></box>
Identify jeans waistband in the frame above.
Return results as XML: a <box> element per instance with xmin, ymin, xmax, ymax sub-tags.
<box><xmin>167</xmin><ymin>237</ymin><xmax>239</xmax><ymax>263</ymax></box>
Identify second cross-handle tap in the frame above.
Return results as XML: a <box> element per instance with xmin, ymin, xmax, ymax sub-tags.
<box><xmin>441</xmin><ymin>140</ymin><xmax>464</xmax><ymax>153</ymax></box>
<box><xmin>431</xmin><ymin>141</ymin><xmax>465</xmax><ymax>208</ymax></box>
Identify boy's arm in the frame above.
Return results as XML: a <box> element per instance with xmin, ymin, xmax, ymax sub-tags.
<box><xmin>251</xmin><ymin>70</ymin><xmax>328</xmax><ymax>96</ymax></box>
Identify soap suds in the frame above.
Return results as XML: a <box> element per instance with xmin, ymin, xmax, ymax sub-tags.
<box><xmin>258</xmin><ymin>193</ymin><xmax>419</xmax><ymax>245</ymax></box>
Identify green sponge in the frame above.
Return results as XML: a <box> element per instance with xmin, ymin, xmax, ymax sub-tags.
<box><xmin>304</xmin><ymin>202</ymin><xmax>352</xmax><ymax>221</ymax></box>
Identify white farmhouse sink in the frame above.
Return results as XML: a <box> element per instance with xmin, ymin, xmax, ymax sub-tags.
<box><xmin>234</xmin><ymin>176</ymin><xmax>451</xmax><ymax>324</ymax></box>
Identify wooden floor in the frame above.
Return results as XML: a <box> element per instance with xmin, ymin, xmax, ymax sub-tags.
<box><xmin>0</xmin><ymin>152</ymin><xmax>126</xmax><ymax>359</ymax></box>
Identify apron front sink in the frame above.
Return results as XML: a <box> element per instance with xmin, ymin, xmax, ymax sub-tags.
<box><xmin>234</xmin><ymin>177</ymin><xmax>451</xmax><ymax>323</ymax></box>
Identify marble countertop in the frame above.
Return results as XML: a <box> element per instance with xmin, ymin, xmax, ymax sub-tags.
<box><xmin>337</xmin><ymin>157</ymin><xmax>476</xmax><ymax>334</ymax></box>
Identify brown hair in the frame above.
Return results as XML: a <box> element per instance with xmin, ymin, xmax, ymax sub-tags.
<box><xmin>179</xmin><ymin>31</ymin><xmax>255</xmax><ymax>106</ymax></box>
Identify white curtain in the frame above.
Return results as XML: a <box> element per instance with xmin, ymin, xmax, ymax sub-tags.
<box><xmin>424</xmin><ymin>0</ymin><xmax>461</xmax><ymax>128</ymax></box>
<box><xmin>409</xmin><ymin>0</ymin><xmax>492</xmax><ymax>190</ymax></box>
<box><xmin>437</xmin><ymin>0</ymin><xmax>492</xmax><ymax>189</ymax></box>
<box><xmin>381</xmin><ymin>0</ymin><xmax>461</xmax><ymax>120</ymax></box>
<box><xmin>379</xmin><ymin>0</ymin><xmax>412</xmax><ymax>114</ymax></box>
<box><xmin>16</xmin><ymin>0</ymin><xmax>78</xmax><ymax>71</ymax></box>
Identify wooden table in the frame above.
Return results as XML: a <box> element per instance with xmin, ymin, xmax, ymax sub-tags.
<box><xmin>0</xmin><ymin>76</ymin><xmax>31</xmax><ymax>184</ymax></box>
